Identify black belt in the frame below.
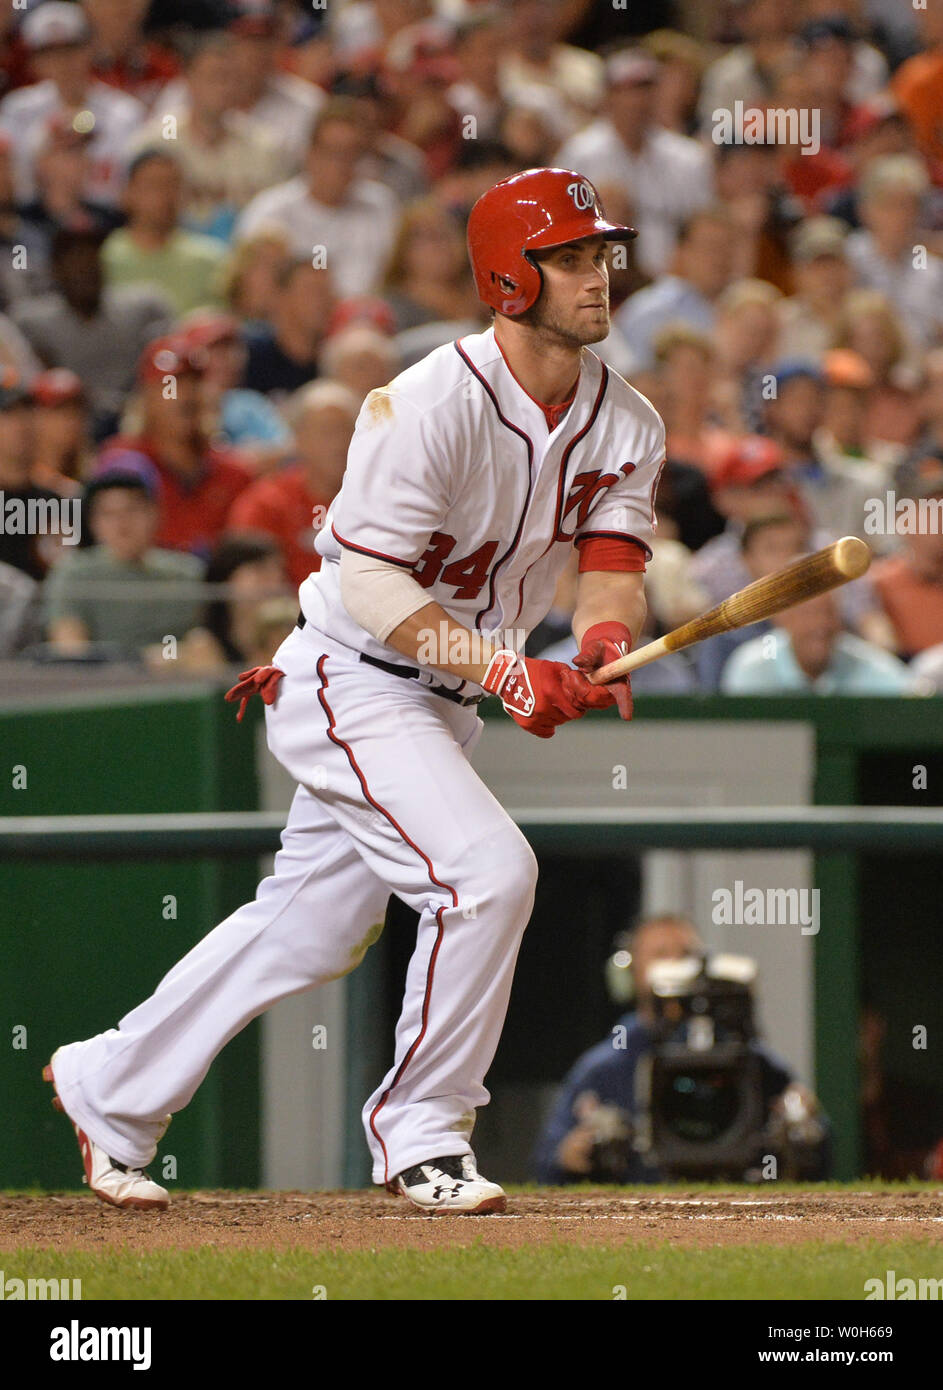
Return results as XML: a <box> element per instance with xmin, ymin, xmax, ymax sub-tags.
<box><xmin>296</xmin><ymin>613</ymin><xmax>484</xmax><ymax>707</ymax></box>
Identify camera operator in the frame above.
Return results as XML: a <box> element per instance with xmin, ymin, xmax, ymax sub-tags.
<box><xmin>533</xmin><ymin>913</ymin><xmax>829</xmax><ymax>1184</ymax></box>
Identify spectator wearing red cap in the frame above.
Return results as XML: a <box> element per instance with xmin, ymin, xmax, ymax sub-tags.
<box><xmin>179</xmin><ymin>309</ymin><xmax>292</xmax><ymax>472</ymax></box>
<box><xmin>242</xmin><ymin>255</ymin><xmax>335</xmax><ymax>401</ymax></box>
<box><xmin>227</xmin><ymin>380</ymin><xmax>359</xmax><ymax>588</ymax></box>
<box><xmin>30</xmin><ymin>368</ymin><xmax>91</xmax><ymax>491</ymax></box>
<box><xmin>557</xmin><ymin>49</ymin><xmax>714</xmax><ymax>278</ymax></box>
<box><xmin>10</xmin><ymin>226</ymin><xmax>171</xmax><ymax>440</ymax></box>
<box><xmin>82</xmin><ymin>0</ymin><xmax>180</xmax><ymax>108</ymax></box>
<box><xmin>100</xmin><ymin>335</ymin><xmax>252</xmax><ymax>558</ymax></box>
<box><xmin>130</xmin><ymin>32</ymin><xmax>290</xmax><ymax>244</ymax></box>
<box><xmin>101</xmin><ymin>149</ymin><xmax>227</xmax><ymax>315</ymax></box>
<box><xmin>694</xmin><ymin>428</ymin><xmax>889</xmax><ymax>647</ymax></box>
<box><xmin>0</xmin><ymin>372</ymin><xmax>68</xmax><ymax>580</ymax></box>
<box><xmin>234</xmin><ymin>97</ymin><xmax>399</xmax><ymax>297</ymax></box>
<box><xmin>0</xmin><ymin>1</ymin><xmax>145</xmax><ymax>208</ymax></box>
<box><xmin>691</xmin><ymin>435</ymin><xmax>806</xmax><ymax>604</ymax></box>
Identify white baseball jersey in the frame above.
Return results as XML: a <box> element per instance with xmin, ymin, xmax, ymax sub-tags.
<box><xmin>49</xmin><ymin>322</ymin><xmax>669</xmax><ymax>1196</ymax></box>
<box><xmin>300</xmin><ymin>324</ymin><xmax>666</xmax><ymax>685</ymax></box>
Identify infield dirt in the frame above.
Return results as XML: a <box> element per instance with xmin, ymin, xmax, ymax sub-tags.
<box><xmin>3</xmin><ymin>1190</ymin><xmax>942</xmax><ymax>1253</ymax></box>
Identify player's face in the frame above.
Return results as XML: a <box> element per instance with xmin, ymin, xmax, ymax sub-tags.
<box><xmin>526</xmin><ymin>235</ymin><xmax>611</xmax><ymax>347</ymax></box>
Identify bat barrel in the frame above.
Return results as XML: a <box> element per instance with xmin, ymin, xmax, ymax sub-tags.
<box><xmin>589</xmin><ymin>536</ymin><xmax>873</xmax><ymax>684</ymax></box>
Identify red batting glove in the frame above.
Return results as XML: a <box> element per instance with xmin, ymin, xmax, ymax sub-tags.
<box><xmin>224</xmin><ymin>665</ymin><xmax>285</xmax><ymax>722</ymax></box>
<box><xmin>482</xmin><ymin>649</ymin><xmax>611</xmax><ymax>738</ymax></box>
<box><xmin>573</xmin><ymin>622</ymin><xmax>634</xmax><ymax>721</ymax></box>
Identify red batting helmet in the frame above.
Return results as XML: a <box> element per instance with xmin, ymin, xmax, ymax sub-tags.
<box><xmin>466</xmin><ymin>167</ymin><xmax>637</xmax><ymax>317</ymax></box>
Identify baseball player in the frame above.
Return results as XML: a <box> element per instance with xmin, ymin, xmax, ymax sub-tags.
<box><xmin>44</xmin><ymin>168</ymin><xmax>666</xmax><ymax>1214</ymax></box>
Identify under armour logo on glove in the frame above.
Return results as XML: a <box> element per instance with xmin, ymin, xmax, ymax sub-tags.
<box><xmin>224</xmin><ymin>665</ymin><xmax>285</xmax><ymax>723</ymax></box>
<box><xmin>482</xmin><ymin>647</ymin><xmax>610</xmax><ymax>738</ymax></box>
<box><xmin>483</xmin><ymin>649</ymin><xmax>536</xmax><ymax>716</ymax></box>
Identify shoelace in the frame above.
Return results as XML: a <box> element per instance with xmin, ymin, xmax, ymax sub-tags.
<box><xmin>224</xmin><ymin>665</ymin><xmax>285</xmax><ymax>723</ymax></box>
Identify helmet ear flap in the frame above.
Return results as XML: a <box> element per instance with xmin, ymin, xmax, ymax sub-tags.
<box><xmin>490</xmin><ymin>252</ymin><xmax>543</xmax><ymax>317</ymax></box>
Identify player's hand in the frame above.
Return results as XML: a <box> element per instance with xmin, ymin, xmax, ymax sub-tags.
<box><xmin>573</xmin><ymin>621</ymin><xmax>634</xmax><ymax>721</ymax></box>
<box><xmin>482</xmin><ymin>649</ymin><xmax>612</xmax><ymax>738</ymax></box>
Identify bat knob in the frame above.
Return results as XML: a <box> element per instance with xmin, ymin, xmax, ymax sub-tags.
<box><xmin>834</xmin><ymin>536</ymin><xmax>872</xmax><ymax>579</ymax></box>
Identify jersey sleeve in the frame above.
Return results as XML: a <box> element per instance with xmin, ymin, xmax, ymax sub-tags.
<box><xmin>329</xmin><ymin>389</ymin><xmax>451</xmax><ymax>569</ymax></box>
<box><xmin>574</xmin><ymin>411</ymin><xmax>666</xmax><ymax>565</ymax></box>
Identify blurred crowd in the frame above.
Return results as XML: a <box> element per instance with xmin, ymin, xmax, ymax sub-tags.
<box><xmin>2</xmin><ymin>0</ymin><xmax>943</xmax><ymax>694</ymax></box>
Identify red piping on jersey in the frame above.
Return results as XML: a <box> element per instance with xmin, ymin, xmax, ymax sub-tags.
<box><xmin>316</xmin><ymin>654</ymin><xmax>458</xmax><ymax>1185</ymax></box>
<box><xmin>649</xmin><ymin>455</ymin><xmax>667</xmax><ymax>525</ymax></box>
<box><xmin>454</xmin><ymin>339</ymin><xmax>535</xmax><ymax>630</ymax></box>
<box><xmin>331</xmin><ymin>523</ymin><xmax>415</xmax><ymax>569</ymax></box>
<box><xmin>576</xmin><ymin>529</ymin><xmax>653</xmax><ymax>562</ymax></box>
<box><xmin>511</xmin><ymin>365</ymin><xmax>610</xmax><ymax>624</ymax></box>
<box><xmin>549</xmin><ymin>365</ymin><xmax>609</xmax><ymax>545</ymax></box>
<box><xmin>493</xmin><ymin>331</ymin><xmax>579</xmax><ymax>431</ymax></box>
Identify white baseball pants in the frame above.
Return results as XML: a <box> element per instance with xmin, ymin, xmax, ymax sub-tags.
<box><xmin>51</xmin><ymin>623</ymin><xmax>538</xmax><ymax>1184</ymax></box>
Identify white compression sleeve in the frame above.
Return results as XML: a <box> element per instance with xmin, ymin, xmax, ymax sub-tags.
<box><xmin>338</xmin><ymin>545</ymin><xmax>434</xmax><ymax>643</ymax></box>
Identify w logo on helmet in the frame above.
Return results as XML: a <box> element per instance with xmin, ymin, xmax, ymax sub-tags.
<box><xmin>566</xmin><ymin>180</ymin><xmax>596</xmax><ymax>212</ymax></box>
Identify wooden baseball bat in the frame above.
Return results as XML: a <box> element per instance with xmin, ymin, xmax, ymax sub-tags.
<box><xmin>589</xmin><ymin>536</ymin><xmax>872</xmax><ymax>683</ymax></box>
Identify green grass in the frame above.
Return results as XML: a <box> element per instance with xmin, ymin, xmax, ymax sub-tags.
<box><xmin>1</xmin><ymin>1241</ymin><xmax>941</xmax><ymax>1300</ymax></box>
<box><xmin>4</xmin><ymin>1179</ymin><xmax>942</xmax><ymax>1198</ymax></box>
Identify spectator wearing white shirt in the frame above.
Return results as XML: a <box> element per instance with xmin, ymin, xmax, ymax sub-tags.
<box><xmin>845</xmin><ymin>156</ymin><xmax>943</xmax><ymax>350</ymax></box>
<box><xmin>556</xmin><ymin>48</ymin><xmax>714</xmax><ymax>279</ymax></box>
<box><xmin>0</xmin><ymin>2</ymin><xmax>144</xmax><ymax>208</ymax></box>
<box><xmin>615</xmin><ymin>207</ymin><xmax>735</xmax><ymax>371</ymax></box>
<box><xmin>697</xmin><ymin>0</ymin><xmax>887</xmax><ymax>140</ymax></box>
<box><xmin>128</xmin><ymin>33</ymin><xmax>290</xmax><ymax>243</ymax></box>
<box><xmin>234</xmin><ymin>98</ymin><xmax>399</xmax><ymax>300</ymax></box>
<box><xmin>502</xmin><ymin>0</ymin><xmax>604</xmax><ymax>128</ymax></box>
<box><xmin>155</xmin><ymin>3</ymin><xmax>324</xmax><ymax>175</ymax></box>
<box><xmin>695</xmin><ymin>0</ymin><xmax>795</xmax><ymax>137</ymax></box>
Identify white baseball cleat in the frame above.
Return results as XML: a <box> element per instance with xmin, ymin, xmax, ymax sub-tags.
<box><xmin>43</xmin><ymin>1056</ymin><xmax>170</xmax><ymax>1211</ymax></box>
<box><xmin>390</xmin><ymin>1154</ymin><xmax>507</xmax><ymax>1214</ymax></box>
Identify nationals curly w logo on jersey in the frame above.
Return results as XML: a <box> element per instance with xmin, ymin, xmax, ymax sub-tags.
<box><xmin>302</xmin><ymin>326</ymin><xmax>664</xmax><ymax>688</ymax></box>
